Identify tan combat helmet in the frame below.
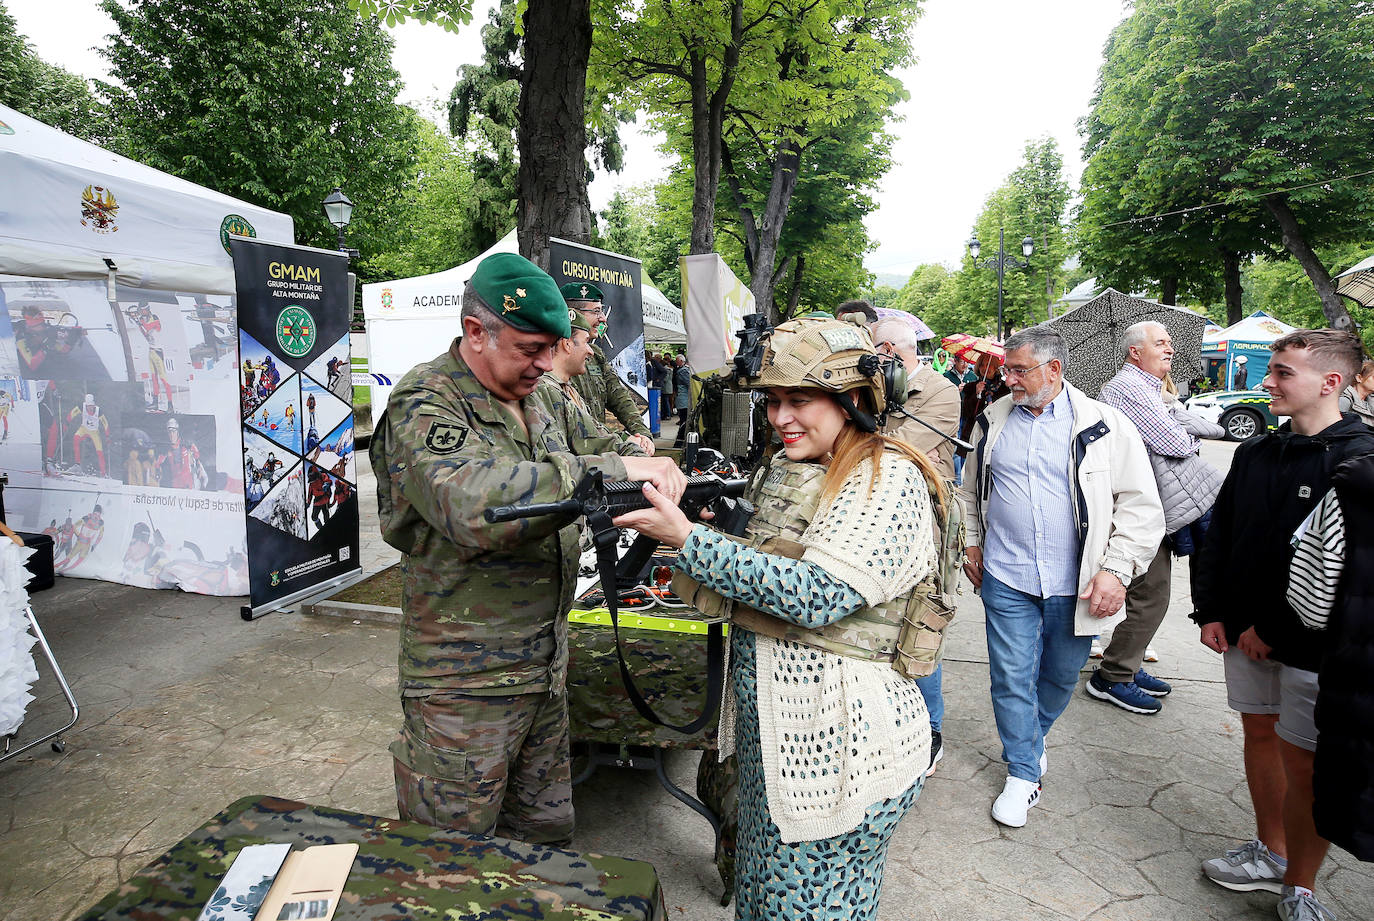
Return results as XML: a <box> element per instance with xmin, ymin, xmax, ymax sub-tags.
<box><xmin>745</xmin><ymin>315</ymin><xmax>888</xmax><ymax>431</ymax></box>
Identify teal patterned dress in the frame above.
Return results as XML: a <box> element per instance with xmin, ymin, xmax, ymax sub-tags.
<box><xmin>675</xmin><ymin>528</ymin><xmax>923</xmax><ymax>921</ymax></box>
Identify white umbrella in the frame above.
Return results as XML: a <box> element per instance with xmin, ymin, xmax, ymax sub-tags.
<box><xmin>1334</xmin><ymin>254</ymin><xmax>1374</xmax><ymax>307</ymax></box>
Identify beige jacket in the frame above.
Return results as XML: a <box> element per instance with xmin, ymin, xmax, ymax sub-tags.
<box><xmin>957</xmin><ymin>382</ymin><xmax>1164</xmax><ymax>635</ymax></box>
<box><xmin>883</xmin><ymin>363</ymin><xmax>960</xmax><ymax>480</ymax></box>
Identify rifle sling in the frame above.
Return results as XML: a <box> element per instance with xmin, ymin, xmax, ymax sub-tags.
<box><xmin>586</xmin><ymin>510</ymin><xmax>724</xmax><ymax>736</ymax></box>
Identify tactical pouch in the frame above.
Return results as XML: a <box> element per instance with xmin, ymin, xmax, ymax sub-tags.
<box><xmin>894</xmin><ymin>584</ymin><xmax>956</xmax><ymax>679</ymax></box>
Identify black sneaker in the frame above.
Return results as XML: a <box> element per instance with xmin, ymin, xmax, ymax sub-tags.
<box><xmin>926</xmin><ymin>728</ymin><xmax>943</xmax><ymax>777</ymax></box>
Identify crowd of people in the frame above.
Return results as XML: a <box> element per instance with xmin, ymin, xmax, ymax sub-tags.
<box><xmin>369</xmin><ymin>249</ymin><xmax>1373</xmax><ymax>921</ymax></box>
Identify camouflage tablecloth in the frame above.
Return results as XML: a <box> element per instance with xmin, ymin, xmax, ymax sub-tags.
<box><xmin>74</xmin><ymin>795</ymin><xmax>666</xmax><ymax>921</ymax></box>
<box><xmin>566</xmin><ymin>607</ymin><xmax>722</xmax><ymax>749</ymax></box>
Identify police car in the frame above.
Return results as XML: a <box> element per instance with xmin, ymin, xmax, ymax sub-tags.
<box><xmin>1185</xmin><ymin>390</ymin><xmax>1285</xmax><ymax>441</ymax></box>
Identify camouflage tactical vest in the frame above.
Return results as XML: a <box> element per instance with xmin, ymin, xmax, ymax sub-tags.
<box><xmin>675</xmin><ymin>453</ymin><xmax>954</xmax><ymax>675</ymax></box>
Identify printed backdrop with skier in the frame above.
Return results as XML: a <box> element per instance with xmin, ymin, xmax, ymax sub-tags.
<box><xmin>0</xmin><ymin>275</ymin><xmax>247</xmax><ymax>594</ymax></box>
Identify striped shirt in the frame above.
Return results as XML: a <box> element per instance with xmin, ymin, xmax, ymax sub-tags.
<box><xmin>984</xmin><ymin>386</ymin><xmax>1080</xmax><ymax>598</ymax></box>
<box><xmin>1287</xmin><ymin>488</ymin><xmax>1346</xmax><ymax>630</ymax></box>
<box><xmin>1098</xmin><ymin>362</ymin><xmax>1199</xmax><ymax>458</ymax></box>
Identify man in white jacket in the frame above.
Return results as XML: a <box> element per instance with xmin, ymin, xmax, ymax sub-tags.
<box><xmin>959</xmin><ymin>327</ymin><xmax>1163</xmax><ymax>827</ymax></box>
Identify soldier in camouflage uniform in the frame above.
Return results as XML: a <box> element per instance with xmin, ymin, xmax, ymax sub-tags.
<box><xmin>369</xmin><ymin>252</ymin><xmax>684</xmax><ymax>846</ymax></box>
<box><xmin>561</xmin><ymin>282</ymin><xmax>655</xmax><ymax>455</ymax></box>
<box><xmin>537</xmin><ymin>304</ymin><xmax>644</xmax><ymax>455</ymax></box>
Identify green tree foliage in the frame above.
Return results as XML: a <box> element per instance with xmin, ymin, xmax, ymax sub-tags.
<box><xmin>1078</xmin><ymin>0</ymin><xmax>1374</xmax><ymax>329</ymax></box>
<box><xmin>349</xmin><ymin>0</ymin><xmax>475</xmax><ymax>32</ymax></box>
<box><xmin>363</xmin><ymin>112</ymin><xmax>481</xmax><ymax>281</ymax></box>
<box><xmin>888</xmin><ymin>263</ymin><xmax>951</xmax><ymax>318</ymax></box>
<box><xmin>448</xmin><ymin>0</ymin><xmax>520</xmax><ymax>251</ymax></box>
<box><xmin>599</xmin><ymin>0</ymin><xmax>915</xmax><ymax>316</ymax></box>
<box><xmin>939</xmin><ymin>139</ymin><xmax>1075</xmax><ymax>339</ymax></box>
<box><xmin>99</xmin><ymin>0</ymin><xmax>419</xmax><ymax>259</ymax></box>
<box><xmin>1010</xmin><ymin>137</ymin><xmax>1073</xmax><ymax>317</ymax></box>
<box><xmin>0</xmin><ymin>4</ymin><xmax>114</xmax><ymax>143</ymax></box>
<box><xmin>1241</xmin><ymin>245</ymin><xmax>1374</xmax><ymax>351</ymax></box>
<box><xmin>864</xmin><ymin>285</ymin><xmax>899</xmax><ymax>310</ymax></box>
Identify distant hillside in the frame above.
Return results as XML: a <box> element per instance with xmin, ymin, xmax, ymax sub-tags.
<box><xmin>871</xmin><ymin>272</ymin><xmax>909</xmax><ymax>289</ymax></box>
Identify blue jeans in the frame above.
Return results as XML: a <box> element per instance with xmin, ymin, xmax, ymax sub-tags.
<box><xmin>981</xmin><ymin>573</ymin><xmax>1093</xmax><ymax>783</ymax></box>
<box><xmin>914</xmin><ymin>664</ymin><xmax>943</xmax><ymax>733</ymax></box>
<box><xmin>953</xmin><ymin>454</ymin><xmax>965</xmax><ymax>486</ymax></box>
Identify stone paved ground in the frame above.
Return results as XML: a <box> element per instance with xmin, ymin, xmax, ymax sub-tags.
<box><xmin>2</xmin><ymin>441</ymin><xmax>1372</xmax><ymax>921</ymax></box>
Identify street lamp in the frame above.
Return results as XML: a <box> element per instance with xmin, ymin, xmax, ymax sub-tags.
<box><xmin>967</xmin><ymin>228</ymin><xmax>1034</xmax><ymax>340</ymax></box>
<box><xmin>321</xmin><ymin>187</ymin><xmax>354</xmax><ymax>254</ymax></box>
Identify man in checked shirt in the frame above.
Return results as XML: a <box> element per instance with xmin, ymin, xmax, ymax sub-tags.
<box><xmin>1091</xmin><ymin>321</ymin><xmax>1220</xmax><ymax>714</ymax></box>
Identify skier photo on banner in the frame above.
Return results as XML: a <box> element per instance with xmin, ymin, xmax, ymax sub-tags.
<box><xmin>127</xmin><ymin>301</ymin><xmax>175</xmax><ymax>412</ymax></box>
<box><xmin>155</xmin><ymin>415</ymin><xmax>208</xmax><ymax>490</ymax></box>
<box><xmin>56</xmin><ymin>500</ymin><xmax>105</xmax><ymax>572</ymax></box>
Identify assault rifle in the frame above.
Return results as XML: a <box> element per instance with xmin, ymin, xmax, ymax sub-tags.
<box><xmin>485</xmin><ymin>469</ymin><xmax>754</xmax><ymax>735</ymax></box>
<box><xmin>487</xmin><ymin>469</ymin><xmax>753</xmax><ymax>586</ymax></box>
<box><xmin>485</xmin><ymin>470</ymin><xmax>749</xmax><ymax>530</ymax></box>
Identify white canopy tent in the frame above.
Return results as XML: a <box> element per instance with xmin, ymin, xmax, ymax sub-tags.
<box><xmin>0</xmin><ymin>105</ymin><xmax>294</xmax><ymax>294</ymax></box>
<box><xmin>641</xmin><ymin>280</ymin><xmax>685</xmax><ymax>344</ymax></box>
<box><xmin>0</xmin><ymin>105</ymin><xmax>297</xmax><ymax>599</ymax></box>
<box><xmin>360</xmin><ymin>230</ymin><xmax>680</xmax><ymax>404</ymax></box>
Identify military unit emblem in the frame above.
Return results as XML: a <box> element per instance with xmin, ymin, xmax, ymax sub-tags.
<box><xmin>381</xmin><ymin>288</ymin><xmax>394</xmax><ymax>311</ymax></box>
<box><xmin>219</xmin><ymin>213</ymin><xmax>257</xmax><ymax>254</ymax></box>
<box><xmin>423</xmin><ymin>421</ymin><xmax>466</xmax><ymax>454</ymax></box>
<box><xmin>501</xmin><ymin>294</ymin><xmax>520</xmax><ymax>315</ymax></box>
<box><xmin>81</xmin><ymin>185</ymin><xmax>119</xmax><ymax>233</ymax></box>
<box><xmin>579</xmin><ymin>285</ymin><xmax>590</xmax><ymax>298</ymax></box>
<box><xmin>276</xmin><ymin>305</ymin><xmax>316</xmax><ymax>357</ymax></box>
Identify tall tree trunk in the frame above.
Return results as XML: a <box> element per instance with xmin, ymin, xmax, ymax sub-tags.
<box><xmin>745</xmin><ymin>139</ymin><xmax>802</xmax><ymax>321</ymax></box>
<box><xmin>1159</xmin><ymin>275</ymin><xmax>1178</xmax><ymax>306</ymax></box>
<box><xmin>1264</xmin><ymin>193</ymin><xmax>1355</xmax><ymax>331</ymax></box>
<box><xmin>687</xmin><ymin>0</ymin><xmax>744</xmax><ymax>255</ymax></box>
<box><xmin>516</xmin><ymin>0</ymin><xmax>592</xmax><ymax>269</ymax></box>
<box><xmin>785</xmin><ymin>254</ymin><xmax>806</xmax><ymax>319</ymax></box>
<box><xmin>1221</xmin><ymin>249</ymin><xmax>1243</xmax><ymax>325</ymax></box>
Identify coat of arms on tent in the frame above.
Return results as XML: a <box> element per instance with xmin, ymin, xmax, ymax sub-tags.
<box><xmin>80</xmin><ymin>185</ymin><xmax>119</xmax><ymax>234</ymax></box>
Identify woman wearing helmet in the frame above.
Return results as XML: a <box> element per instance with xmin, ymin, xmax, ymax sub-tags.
<box><xmin>616</xmin><ymin>315</ymin><xmax>944</xmax><ymax>921</ymax></box>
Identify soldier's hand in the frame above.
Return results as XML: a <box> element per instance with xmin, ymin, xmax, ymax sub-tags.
<box><xmin>613</xmin><ymin>482</ymin><xmax>694</xmax><ymax>548</ymax></box>
<box><xmin>631</xmin><ymin>433</ymin><xmax>655</xmax><ymax>455</ymax></box>
<box><xmin>622</xmin><ymin>456</ymin><xmax>686</xmax><ymax>505</ymax></box>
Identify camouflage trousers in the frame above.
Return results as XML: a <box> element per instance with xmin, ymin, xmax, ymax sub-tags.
<box><xmin>392</xmin><ymin>689</ymin><xmax>573</xmax><ymax>846</ymax></box>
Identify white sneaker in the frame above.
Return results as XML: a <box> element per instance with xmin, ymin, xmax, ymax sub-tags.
<box><xmin>992</xmin><ymin>776</ymin><xmax>1042</xmax><ymax>827</ymax></box>
<box><xmin>1039</xmin><ymin>749</ymin><xmax>1048</xmax><ymax>778</ymax></box>
<box><xmin>1144</xmin><ymin>645</ymin><xmax>1159</xmax><ymax>663</ymax></box>
<box><xmin>1090</xmin><ymin>638</ymin><xmax>1104</xmax><ymax>658</ymax></box>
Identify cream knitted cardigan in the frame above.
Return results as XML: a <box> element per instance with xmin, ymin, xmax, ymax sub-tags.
<box><xmin>720</xmin><ymin>451</ymin><xmax>936</xmax><ymax>843</ymax></box>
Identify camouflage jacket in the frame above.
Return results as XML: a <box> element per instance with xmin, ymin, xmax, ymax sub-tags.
<box><xmin>570</xmin><ymin>343</ymin><xmax>650</xmax><ymax>437</ymax></box>
<box><xmin>371</xmin><ymin>341</ymin><xmax>633</xmax><ymax>696</ymax></box>
<box><xmin>537</xmin><ymin>372</ymin><xmax>646</xmax><ymax>458</ymax></box>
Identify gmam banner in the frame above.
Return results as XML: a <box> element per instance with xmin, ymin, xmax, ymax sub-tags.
<box><xmin>230</xmin><ymin>237</ymin><xmax>358</xmax><ymax>616</ymax></box>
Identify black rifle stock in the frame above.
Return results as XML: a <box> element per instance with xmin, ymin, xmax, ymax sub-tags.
<box><xmin>484</xmin><ymin>471</ymin><xmax>747</xmax><ymax>526</ymax></box>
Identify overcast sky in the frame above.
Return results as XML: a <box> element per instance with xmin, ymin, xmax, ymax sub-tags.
<box><xmin>8</xmin><ymin>0</ymin><xmax>1127</xmax><ymax>281</ymax></box>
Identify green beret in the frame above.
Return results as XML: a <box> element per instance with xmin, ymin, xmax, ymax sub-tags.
<box><xmin>567</xmin><ymin>307</ymin><xmax>592</xmax><ymax>334</ymax></box>
<box><xmin>560</xmin><ymin>281</ymin><xmax>604</xmax><ymax>303</ymax></box>
<box><xmin>470</xmin><ymin>253</ymin><xmax>570</xmax><ymax>337</ymax></box>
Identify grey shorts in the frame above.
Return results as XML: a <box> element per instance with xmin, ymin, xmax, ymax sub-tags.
<box><xmin>1223</xmin><ymin>648</ymin><xmax>1318</xmax><ymax>751</ymax></box>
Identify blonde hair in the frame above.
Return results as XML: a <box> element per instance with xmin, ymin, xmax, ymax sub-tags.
<box><xmin>820</xmin><ymin>419</ymin><xmax>946</xmax><ymax>514</ymax></box>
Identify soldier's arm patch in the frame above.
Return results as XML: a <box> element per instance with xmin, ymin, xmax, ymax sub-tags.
<box><xmin>424</xmin><ymin>421</ymin><xmax>467</xmax><ymax>454</ymax></box>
